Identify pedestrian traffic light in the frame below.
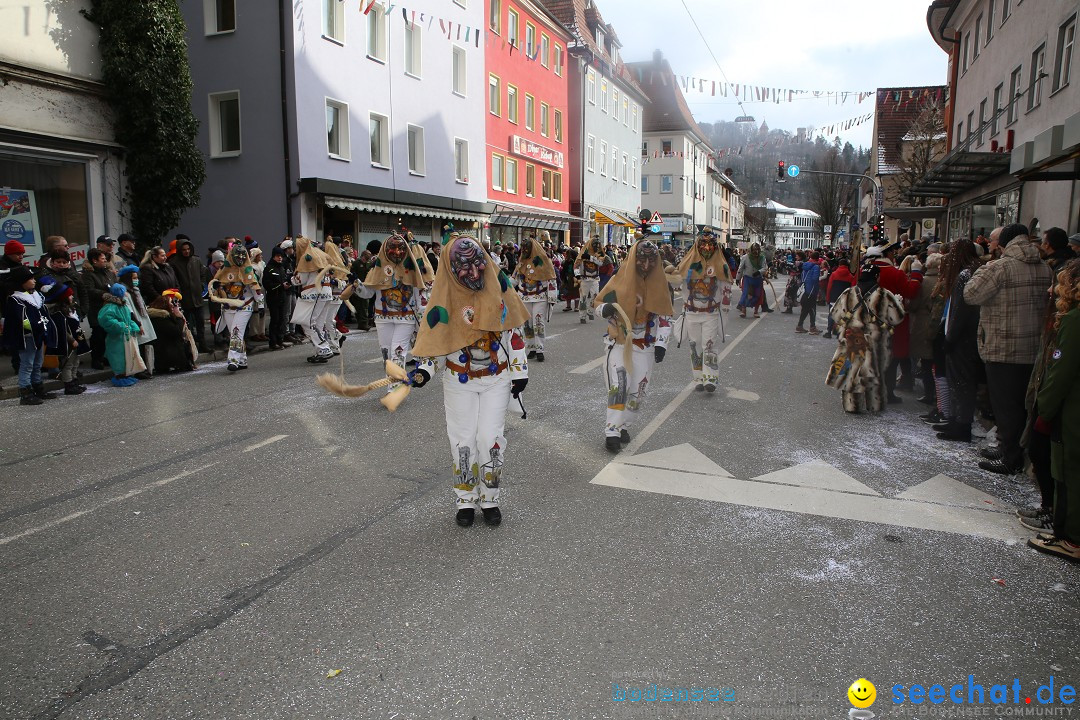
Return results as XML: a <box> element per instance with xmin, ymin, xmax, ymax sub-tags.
<box><xmin>777</xmin><ymin>161</ymin><xmax>786</xmax><ymax>180</ymax></box>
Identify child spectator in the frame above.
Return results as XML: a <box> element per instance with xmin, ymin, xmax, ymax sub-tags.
<box><xmin>39</xmin><ymin>276</ymin><xmax>88</xmax><ymax>395</ymax></box>
<box><xmin>146</xmin><ymin>291</ymin><xmax>197</xmax><ymax>372</ymax></box>
<box><xmin>97</xmin><ymin>283</ymin><xmax>142</xmax><ymax>387</ymax></box>
<box><xmin>2</xmin><ymin>265</ymin><xmax>56</xmax><ymax>405</ymax></box>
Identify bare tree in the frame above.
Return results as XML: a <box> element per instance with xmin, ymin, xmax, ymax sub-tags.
<box><xmin>887</xmin><ymin>102</ymin><xmax>947</xmax><ymax>207</ymax></box>
<box><xmin>807</xmin><ymin>149</ymin><xmax>851</xmax><ymax>241</ymax></box>
<box><xmin>744</xmin><ymin>205</ymin><xmax>778</xmax><ymax>247</ymax></box>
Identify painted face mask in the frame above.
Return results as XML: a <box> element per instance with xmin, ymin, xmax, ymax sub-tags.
<box><xmin>698</xmin><ymin>237</ymin><xmax>718</xmax><ymax>259</ymax></box>
<box><xmin>635</xmin><ymin>241</ymin><xmax>659</xmax><ymax>278</ymax></box>
<box><xmin>230</xmin><ymin>248</ymin><xmax>249</xmax><ymax>266</ymax></box>
<box><xmin>521</xmin><ymin>240</ymin><xmax>533</xmax><ymax>257</ymax></box>
<box><xmin>386</xmin><ymin>236</ymin><xmax>408</xmax><ymax>264</ymax></box>
<box><xmin>449</xmin><ymin>237</ymin><xmax>487</xmax><ymax>291</ymax></box>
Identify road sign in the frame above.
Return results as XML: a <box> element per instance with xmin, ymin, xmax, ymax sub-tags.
<box><xmin>823</xmin><ymin>224</ymin><xmax>833</xmax><ymax>234</ymax></box>
<box><xmin>649</xmin><ymin>211</ymin><xmax>663</xmax><ymax>225</ymax></box>
<box><xmin>824</xmin><ymin>233</ymin><xmax>833</xmax><ymax>242</ymax></box>
<box><xmin>875</xmin><ymin>187</ymin><xmax>884</xmax><ymax>214</ymax></box>
<box><xmin>650</xmin><ymin>225</ymin><xmax>661</xmax><ymax>234</ymax></box>
<box><xmin>787</xmin><ymin>164</ymin><xmax>800</xmax><ymax>178</ymax></box>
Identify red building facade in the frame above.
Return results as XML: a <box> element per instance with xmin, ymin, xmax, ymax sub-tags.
<box><xmin>485</xmin><ymin>0</ymin><xmax>573</xmax><ymax>242</ymax></box>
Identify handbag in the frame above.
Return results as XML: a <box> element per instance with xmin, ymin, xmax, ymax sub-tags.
<box><xmin>124</xmin><ymin>335</ymin><xmax>147</xmax><ymax>375</ymax></box>
<box><xmin>795</xmin><ymin>285</ymin><xmax>806</xmax><ymax>303</ymax></box>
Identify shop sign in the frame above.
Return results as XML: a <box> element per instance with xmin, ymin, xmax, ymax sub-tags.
<box><xmin>510</xmin><ymin>136</ymin><xmax>564</xmax><ymax>169</ymax></box>
<box><xmin>0</xmin><ymin>188</ymin><xmax>40</xmax><ymax>258</ymax></box>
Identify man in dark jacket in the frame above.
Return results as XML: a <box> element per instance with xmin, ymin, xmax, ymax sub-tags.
<box><xmin>349</xmin><ymin>249</ymin><xmax>375</xmax><ymax>330</ymax></box>
<box><xmin>113</xmin><ymin>233</ymin><xmax>140</xmax><ymax>270</ymax></box>
<box><xmin>262</xmin><ymin>246</ymin><xmax>292</xmax><ymax>349</ymax></box>
<box><xmin>139</xmin><ymin>245</ymin><xmax>179</xmax><ymax>304</ymax></box>
<box><xmin>35</xmin><ymin>250</ymin><xmax>86</xmax><ymax>318</ymax></box>
<box><xmin>1041</xmin><ymin>227</ymin><xmax>1076</xmax><ymax>274</ymax></box>
<box><xmin>168</xmin><ymin>237</ymin><xmax>209</xmax><ymax>350</ymax></box>
<box><xmin>80</xmin><ymin>248</ymin><xmax>116</xmax><ymax>369</ymax></box>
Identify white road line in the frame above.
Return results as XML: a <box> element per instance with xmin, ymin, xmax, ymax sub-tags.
<box><xmin>621</xmin><ymin>319</ymin><xmax>761</xmax><ymax>456</ymax></box>
<box><xmin>569</xmin><ymin>355</ymin><xmax>606</xmax><ymax>374</ymax></box>
<box><xmin>0</xmin><ymin>463</ymin><xmax>218</xmax><ymax>546</ymax></box>
<box><xmin>243</xmin><ymin>435</ymin><xmax>289</xmax><ymax>453</ymax></box>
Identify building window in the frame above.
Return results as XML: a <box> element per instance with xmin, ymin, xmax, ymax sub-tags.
<box><xmin>1001</xmin><ymin>0</ymin><xmax>1010</xmax><ymax>24</ymax></box>
<box><xmin>599</xmin><ymin>140</ymin><xmax>608</xmax><ymax>176</ymax></box>
<box><xmin>600</xmin><ymin>80</ymin><xmax>607</xmax><ymax>113</ymax></box>
<box><xmin>1007</xmin><ymin>64</ymin><xmax>1022</xmax><ymax>124</ymax></box>
<box><xmin>407</xmin><ymin>124</ymin><xmax>425</xmax><ymax>175</ymax></box>
<box><xmin>962</xmin><ymin>33</ymin><xmax>970</xmax><ymax>73</ymax></box>
<box><xmin>540</xmin><ymin>102</ymin><xmax>549</xmax><ymax>137</ymax></box>
<box><xmin>525</xmin><ymin>163</ymin><xmax>535</xmax><ymax>197</ymax></box>
<box><xmin>987</xmin><ymin>0</ymin><xmax>995</xmax><ymax>42</ymax></box>
<box><xmin>208</xmin><ymin>91</ymin><xmax>241</xmax><ymax>157</ymax></box>
<box><xmin>992</xmin><ymin>83</ymin><xmax>1003</xmax><ymax>135</ymax></box>
<box><xmin>610</xmin><ymin>145</ymin><xmax>617</xmax><ymax>181</ymax></box>
<box><xmin>526</xmin><ymin>23</ymin><xmax>536</xmax><ymax>57</ymax></box>
<box><xmin>455</xmin><ymin>138</ymin><xmax>469</xmax><ymax>182</ymax></box>
<box><xmin>1028</xmin><ymin>44</ymin><xmax>1046</xmax><ymax>110</ymax></box>
<box><xmin>621</xmin><ymin>153</ymin><xmax>628</xmax><ymax>183</ymax></box>
<box><xmin>489</xmin><ymin>0</ymin><xmax>500</xmax><ymax>33</ymax></box>
<box><xmin>973</xmin><ymin>16</ymin><xmax>982</xmax><ymax>59</ymax></box>
<box><xmin>553</xmin><ymin>172</ymin><xmax>562</xmax><ymax>203</ymax></box>
<box><xmin>204</xmin><ymin>0</ymin><xmax>236</xmax><ymax>34</ymax></box>
<box><xmin>587</xmin><ymin>135</ymin><xmax>595</xmax><ymax>172</ymax></box>
<box><xmin>966</xmin><ymin>111</ymin><xmax>974</xmax><ymax>144</ymax></box>
<box><xmin>452</xmin><ymin>46</ymin><xmax>467</xmax><ymax>96</ymax></box>
<box><xmin>554</xmin><ymin>46</ymin><xmax>563</xmax><ymax>76</ymax></box>
<box><xmin>524</xmin><ymin>94</ymin><xmax>534</xmax><ymax>131</ymax></box>
<box><xmin>632</xmin><ymin>158</ymin><xmax>638</xmax><ymax>188</ymax></box>
<box><xmin>326</xmin><ymin>99</ymin><xmax>350</xmax><ymax>160</ymax></box>
<box><xmin>540</xmin><ymin>34</ymin><xmax>550</xmax><ymax>68</ymax></box>
<box><xmin>541</xmin><ymin>168</ymin><xmax>552</xmax><ymax>200</ymax></box>
<box><xmin>623</xmin><ymin>98</ymin><xmax>629</xmax><ymax>125</ymax></box>
<box><xmin>587</xmin><ymin>70</ymin><xmax>596</xmax><ymax>104</ymax></box>
<box><xmin>488</xmin><ymin>74</ymin><xmax>500</xmax><ymax>116</ymax></box>
<box><xmin>491</xmin><ymin>154</ymin><xmax>504</xmax><ymax>191</ymax></box>
<box><xmin>978</xmin><ymin>98</ymin><xmax>987</xmax><ymax>146</ymax></box>
<box><xmin>507</xmin><ymin>8</ymin><xmax>518</xmax><ymax>47</ymax></box>
<box><xmin>642</xmin><ymin>140</ymin><xmax>648</xmax><ymax>156</ymax></box>
<box><xmin>324</xmin><ymin>0</ymin><xmax>345</xmax><ymax>43</ymax></box>
<box><xmin>404</xmin><ymin>21</ymin><xmax>422</xmax><ymax>77</ymax></box>
<box><xmin>507</xmin><ymin>85</ymin><xmax>518</xmax><ymax>123</ymax></box>
<box><xmin>369</xmin><ymin>111</ymin><xmax>388</xmax><ymax>166</ymax></box>
<box><xmin>367</xmin><ymin>3</ymin><xmax>387</xmax><ymax>60</ymax></box>
<box><xmin>454</xmin><ymin>0</ymin><xmax>465</xmax><ymax>6</ymax></box>
<box><xmin>505</xmin><ymin>157</ymin><xmax>518</xmax><ymax>194</ymax></box>
<box><xmin>662</xmin><ymin>139</ymin><xmax>672</xmax><ymax>154</ymax></box>
<box><xmin>641</xmin><ymin>175</ymin><xmax>649</xmax><ymax>193</ymax></box>
<box><xmin>1053</xmin><ymin>15</ymin><xmax>1075</xmax><ymax>92</ymax></box>
<box><xmin>661</xmin><ymin>175</ymin><xmax>673</xmax><ymax>193</ymax></box>
<box><xmin>612</xmin><ymin>89</ymin><xmax>619</xmax><ymax>119</ymax></box>
<box><xmin>632</xmin><ymin>105</ymin><xmax>638</xmax><ymax>132</ymax></box>
<box><xmin>554</xmin><ymin>109</ymin><xmax>563</xmax><ymax>142</ymax></box>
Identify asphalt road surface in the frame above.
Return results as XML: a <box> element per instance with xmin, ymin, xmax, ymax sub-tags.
<box><xmin>2</xmin><ymin>292</ymin><xmax>1078</xmax><ymax>720</ymax></box>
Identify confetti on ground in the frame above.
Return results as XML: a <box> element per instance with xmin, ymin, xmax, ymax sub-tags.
<box><xmin>991</xmin><ymin>578</ymin><xmax>1005</xmax><ymax>586</ymax></box>
<box><xmin>326</xmin><ymin>669</ymin><xmax>342</xmax><ymax>678</ymax></box>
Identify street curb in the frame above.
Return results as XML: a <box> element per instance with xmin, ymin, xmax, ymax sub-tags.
<box><xmin>0</xmin><ymin>340</ymin><xmax>305</xmax><ymax>401</ymax></box>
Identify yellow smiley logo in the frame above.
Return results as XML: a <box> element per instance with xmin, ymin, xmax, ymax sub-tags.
<box><xmin>848</xmin><ymin>678</ymin><xmax>876</xmax><ymax>709</ymax></box>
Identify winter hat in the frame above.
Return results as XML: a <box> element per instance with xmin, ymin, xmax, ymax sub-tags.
<box><xmin>1069</xmin><ymin>233</ymin><xmax>1080</xmax><ymax>249</ymax></box>
<box><xmin>998</xmin><ymin>223</ymin><xmax>1028</xmax><ymax>247</ymax></box>
<box><xmin>271</xmin><ymin>246</ymin><xmax>284</xmax><ymax>259</ymax></box>
<box><xmin>211</xmin><ymin>249</ymin><xmax>225</xmax><ymax>263</ymax></box>
<box><xmin>117</xmin><ymin>233</ymin><xmax>135</xmax><ymax>245</ymax></box>
<box><xmin>280</xmin><ymin>239</ymin><xmax>294</xmax><ymax>250</ymax></box>
<box><xmin>244</xmin><ymin>235</ymin><xmax>257</xmax><ymax>249</ymax></box>
<box><xmin>3</xmin><ymin>240</ymin><xmax>26</xmax><ymax>256</ymax></box>
<box><xmin>9</xmin><ymin>264</ymin><xmax>33</xmax><ymax>286</ymax></box>
<box><xmin>41</xmin><ymin>277</ymin><xmax>72</xmax><ymax>304</ymax></box>
<box><xmin>117</xmin><ymin>264</ymin><xmax>139</xmax><ymax>278</ymax></box>
<box><xmin>109</xmin><ymin>283</ymin><xmax>126</xmax><ymax>298</ymax></box>
<box><xmin>162</xmin><ymin>288</ymin><xmax>182</xmax><ymax>302</ymax></box>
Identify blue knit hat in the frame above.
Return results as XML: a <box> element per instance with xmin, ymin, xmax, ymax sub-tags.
<box><xmin>117</xmin><ymin>264</ymin><xmax>139</xmax><ymax>278</ymax></box>
<box><xmin>109</xmin><ymin>283</ymin><xmax>126</xmax><ymax>298</ymax></box>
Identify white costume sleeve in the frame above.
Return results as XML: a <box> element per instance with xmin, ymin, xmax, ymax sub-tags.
<box><xmin>654</xmin><ymin>314</ymin><xmax>673</xmax><ymax>348</ymax></box>
<box><xmin>505</xmin><ymin>329</ymin><xmax>528</xmax><ymax>380</ymax></box>
<box><xmin>546</xmin><ymin>279</ymin><xmax>558</xmax><ymax>303</ymax></box>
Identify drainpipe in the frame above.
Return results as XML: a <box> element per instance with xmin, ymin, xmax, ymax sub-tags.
<box><xmin>278</xmin><ymin>0</ymin><xmax>294</xmax><ymax>235</ymax></box>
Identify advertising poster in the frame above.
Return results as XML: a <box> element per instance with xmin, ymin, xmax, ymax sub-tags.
<box><xmin>0</xmin><ymin>188</ymin><xmax>41</xmax><ymax>260</ymax></box>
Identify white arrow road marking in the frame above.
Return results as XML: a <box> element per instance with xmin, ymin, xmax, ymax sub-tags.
<box><xmin>591</xmin><ymin>445</ymin><xmax>1024</xmax><ymax>542</ymax></box>
<box><xmin>617</xmin><ymin>443</ymin><xmax>733</xmax><ymax>477</ymax></box>
<box><xmin>243</xmin><ymin>435</ymin><xmax>289</xmax><ymax>453</ymax></box>
<box><xmin>569</xmin><ymin>355</ymin><xmax>606</xmax><ymax>374</ymax></box>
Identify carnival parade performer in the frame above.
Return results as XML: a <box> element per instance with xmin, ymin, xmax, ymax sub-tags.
<box><xmin>362</xmin><ymin>233</ymin><xmax>428</xmax><ymax>380</ymax></box>
<box><xmin>209</xmin><ymin>243</ymin><xmax>265</xmax><ymax>372</ymax></box>
<box><xmin>289</xmin><ymin>236</ymin><xmax>336</xmax><ymax>364</ymax></box>
<box><xmin>411</xmin><ymin>234</ymin><xmax>530</xmax><ymax>528</ymax></box>
<box><xmin>575</xmin><ymin>236</ymin><xmax>605</xmax><ymax>323</ymax></box>
<box><xmin>676</xmin><ymin>227</ymin><xmax>732</xmax><ymax>392</ymax></box>
<box><xmin>595</xmin><ymin>238</ymin><xmax>674</xmax><ymax>453</ymax></box>
<box><xmin>735</xmin><ymin>242</ymin><xmax>767</xmax><ymax>318</ymax></box>
<box><xmin>322</xmin><ymin>241</ymin><xmax>357</xmax><ymax>357</ymax></box>
<box><xmin>512</xmin><ymin>232</ymin><xmax>558</xmax><ymax>361</ymax></box>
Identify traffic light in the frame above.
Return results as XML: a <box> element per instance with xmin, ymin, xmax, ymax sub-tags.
<box><xmin>777</xmin><ymin>160</ymin><xmax>786</xmax><ymax>180</ymax></box>
<box><xmin>869</xmin><ymin>213</ymin><xmax>885</xmax><ymax>244</ymax></box>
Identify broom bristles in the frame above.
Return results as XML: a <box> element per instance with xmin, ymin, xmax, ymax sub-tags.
<box><xmin>316</xmin><ymin>372</ymin><xmax>374</xmax><ymax>398</ymax></box>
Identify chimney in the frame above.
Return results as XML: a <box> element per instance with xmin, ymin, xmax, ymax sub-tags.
<box><xmin>652</xmin><ymin>49</ymin><xmax>663</xmax><ymax>66</ymax></box>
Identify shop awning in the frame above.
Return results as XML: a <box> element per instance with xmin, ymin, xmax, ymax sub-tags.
<box><xmin>324</xmin><ymin>196</ymin><xmax>489</xmax><ymax>224</ymax></box>
<box><xmin>908</xmin><ymin>150</ymin><xmax>1011</xmax><ymax>199</ymax></box>
<box><xmin>489</xmin><ymin>203</ymin><xmax>585</xmax><ymax>232</ymax></box>
<box><xmin>593</xmin><ymin>208</ymin><xmax>636</xmax><ymax>227</ymax></box>
<box><xmin>1010</xmin><ymin>111</ymin><xmax>1080</xmax><ymax>181</ymax></box>
<box><xmin>883</xmin><ymin>206</ymin><xmax>948</xmax><ymax>221</ymax></box>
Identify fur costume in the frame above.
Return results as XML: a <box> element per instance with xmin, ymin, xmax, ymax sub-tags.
<box><xmin>289</xmin><ymin>236</ymin><xmax>337</xmax><ymax>359</ymax></box>
<box><xmin>594</xmin><ymin>240</ymin><xmax>674</xmax><ymax>439</ymax></box>
<box><xmin>575</xmin><ymin>236</ymin><xmax>606</xmax><ymax>321</ymax></box>
<box><xmin>512</xmin><ymin>238</ymin><xmax>558</xmax><ymax>354</ymax></box>
<box><xmin>413</xmin><ymin>235</ymin><xmax>529</xmax><ymax>512</ymax></box>
<box><xmin>827</xmin><ymin>286</ymin><xmax>906</xmax><ymax>413</ymax></box>
<box><xmin>676</xmin><ymin>229</ymin><xmax>731</xmax><ymax>388</ymax></box>
<box><xmin>210</xmin><ymin>244</ymin><xmax>264</xmax><ymax>369</ymax></box>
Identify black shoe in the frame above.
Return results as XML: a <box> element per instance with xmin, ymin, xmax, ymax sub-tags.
<box><xmin>535</xmin><ymin>352</ymin><xmax>544</xmax><ymax>362</ymax></box>
<box><xmin>620</xmin><ymin>429</ymin><xmax>630</xmax><ymax>444</ymax></box>
<box><xmin>19</xmin><ymin>388</ymin><xmax>43</xmax><ymax>406</ymax></box>
<box><xmin>920</xmin><ymin>410</ymin><xmax>944</xmax><ymax>424</ymax></box>
<box><xmin>931</xmin><ymin>422</ymin><xmax>952</xmax><ymax>432</ymax></box>
<box><xmin>916</xmin><ymin>395</ymin><xmax>934</xmax><ymax>405</ymax></box>
<box><xmin>455</xmin><ymin>508</ymin><xmax>475</xmax><ymax>527</ymax></box>
<box><xmin>307</xmin><ymin>354</ymin><xmax>329</xmax><ymax>364</ymax></box>
<box><xmin>887</xmin><ymin>394</ymin><xmax>903</xmax><ymax>404</ymax></box>
<box><xmin>63</xmin><ymin>381</ymin><xmax>86</xmax><ymax>395</ymax></box>
<box><xmin>237</xmin><ymin>363</ymin><xmax>249</xmax><ymax>370</ymax></box>
<box><xmin>481</xmin><ymin>507</ymin><xmax>502</xmax><ymax>526</ymax></box>
<box><xmin>527</xmin><ymin>350</ymin><xmax>537</xmax><ymax>359</ymax></box>
<box><xmin>822</xmin><ymin>332</ymin><xmax>833</xmax><ymax>339</ymax></box>
<box><xmin>979</xmin><ymin>459</ymin><xmax>1019</xmax><ymax>475</ymax></box>
<box><xmin>605</xmin><ymin>436</ymin><xmax>622</xmax><ymax>453</ymax></box>
<box><xmin>980</xmin><ymin>446</ymin><xmax>1004</xmax><ymax>461</ymax></box>
<box><xmin>32</xmin><ymin>383</ymin><xmax>57</xmax><ymax>400</ymax></box>
<box><xmin>781</xmin><ymin>309</ymin><xmax>793</xmax><ymax>314</ymax></box>
<box><xmin>705</xmin><ymin>384</ymin><xmax>716</xmax><ymax>393</ymax></box>
<box><xmin>580</xmin><ymin>318</ymin><xmax>587</xmax><ymax>324</ymax></box>
<box><xmin>936</xmin><ymin>425</ymin><xmax>972</xmax><ymax>442</ymax></box>
<box><xmin>695</xmin><ymin>384</ymin><xmax>705</xmax><ymax>392</ymax></box>
<box><xmin>227</xmin><ymin>362</ymin><xmax>239</xmax><ymax>372</ymax></box>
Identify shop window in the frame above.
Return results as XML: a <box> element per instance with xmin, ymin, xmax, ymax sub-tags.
<box><xmin>0</xmin><ymin>151</ymin><xmax>90</xmax><ymax>252</ymax></box>
<box><xmin>209</xmin><ymin>91</ymin><xmax>241</xmax><ymax>157</ymax></box>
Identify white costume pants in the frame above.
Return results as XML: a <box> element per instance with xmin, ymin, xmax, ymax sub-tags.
<box><xmin>222</xmin><ymin>307</ymin><xmax>252</xmax><ymax>366</ymax></box>
<box><xmin>376</xmin><ymin>319</ymin><xmax>415</xmax><ymax>370</ymax></box>
<box><xmin>685</xmin><ymin>312</ymin><xmax>720</xmax><ymax>386</ymax></box>
<box><xmin>444</xmin><ymin>372</ymin><xmax>511</xmax><ymax>509</ymax></box>
<box><xmin>579</xmin><ymin>279</ymin><xmax>599</xmax><ymax>320</ymax></box>
<box><xmin>325</xmin><ymin>299</ymin><xmax>343</xmax><ymax>352</ymax></box>
<box><xmin>522</xmin><ymin>300</ymin><xmax>548</xmax><ymax>352</ymax></box>
<box><xmin>604</xmin><ymin>343</ymin><xmax>654</xmax><ymax>438</ymax></box>
<box><xmin>309</xmin><ymin>297</ymin><xmax>338</xmax><ymax>356</ymax></box>
<box><xmin>291</xmin><ymin>296</ymin><xmax>333</xmax><ymax>357</ymax></box>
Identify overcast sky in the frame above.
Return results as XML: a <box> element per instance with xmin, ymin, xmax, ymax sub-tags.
<box><xmin>602</xmin><ymin>0</ymin><xmax>947</xmax><ymax>149</ymax></box>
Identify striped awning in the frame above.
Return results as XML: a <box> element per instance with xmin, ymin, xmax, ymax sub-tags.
<box><xmin>323</xmin><ymin>197</ymin><xmax>489</xmax><ymax>224</ymax></box>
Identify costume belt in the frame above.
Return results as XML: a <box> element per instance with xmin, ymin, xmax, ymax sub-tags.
<box><xmin>378</xmin><ymin>309</ymin><xmax>415</xmax><ymax>318</ymax></box>
<box><xmin>631</xmin><ymin>335</ymin><xmax>657</xmax><ymax>349</ymax></box>
<box><xmin>445</xmin><ymin>359</ymin><xmax>508</xmax><ymax>381</ymax></box>
<box><xmin>687</xmin><ymin>303</ymin><xmax>719</xmax><ymax>314</ymax></box>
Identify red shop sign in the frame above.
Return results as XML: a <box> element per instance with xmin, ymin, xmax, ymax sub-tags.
<box><xmin>510</xmin><ymin>135</ymin><xmax>564</xmax><ymax>169</ymax></box>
